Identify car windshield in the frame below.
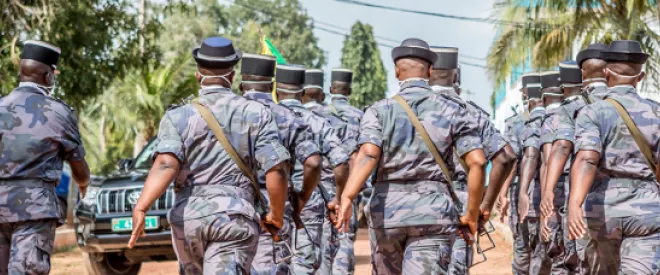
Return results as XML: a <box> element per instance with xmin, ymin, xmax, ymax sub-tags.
<box><xmin>133</xmin><ymin>139</ymin><xmax>157</xmax><ymax>170</ymax></box>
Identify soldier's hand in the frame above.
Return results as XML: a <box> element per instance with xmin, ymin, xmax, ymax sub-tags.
<box><xmin>335</xmin><ymin>197</ymin><xmax>353</xmax><ymax>233</ymax></box>
<box><xmin>497</xmin><ymin>195</ymin><xmax>509</xmax><ymax>223</ymax></box>
<box><xmin>540</xmin><ymin>216</ymin><xmax>551</xmax><ymax>242</ymax></box>
<box><xmin>326</xmin><ymin>199</ymin><xmax>339</xmax><ymax>224</ymax></box>
<box><xmin>127</xmin><ymin>209</ymin><xmax>146</xmax><ymax>249</ymax></box>
<box><xmin>567</xmin><ymin>204</ymin><xmax>586</xmax><ymax>240</ymax></box>
<box><xmin>458</xmin><ymin>214</ymin><xmax>478</xmax><ymax>245</ymax></box>
<box><xmin>479</xmin><ymin>206</ymin><xmax>492</xmax><ymax>224</ymax></box>
<box><xmin>540</xmin><ymin>193</ymin><xmax>555</xmax><ymax>219</ymax></box>
<box><xmin>517</xmin><ymin>194</ymin><xmax>530</xmax><ymax>223</ymax></box>
<box><xmin>262</xmin><ymin>211</ymin><xmax>284</xmax><ymax>231</ymax></box>
<box><xmin>295</xmin><ymin>192</ymin><xmax>306</xmax><ymax>215</ymax></box>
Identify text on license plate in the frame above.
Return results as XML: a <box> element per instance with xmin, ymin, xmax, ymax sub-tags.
<box><xmin>111</xmin><ymin>216</ymin><xmax>159</xmax><ymax>232</ymax></box>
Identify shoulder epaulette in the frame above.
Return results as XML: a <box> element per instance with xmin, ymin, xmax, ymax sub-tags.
<box><xmin>362</xmin><ymin>104</ymin><xmax>372</xmax><ymax>112</ymax></box>
<box><xmin>525</xmin><ymin>115</ymin><xmax>543</xmax><ymax>125</ymax></box>
<box><xmin>438</xmin><ymin>93</ymin><xmax>466</xmax><ymax>108</ymax></box>
<box><xmin>467</xmin><ymin>100</ymin><xmax>490</xmax><ymax>117</ymax></box>
<box><xmin>167</xmin><ymin>103</ymin><xmax>182</xmax><ymax>111</ymax></box>
<box><xmin>560</xmin><ymin>96</ymin><xmax>580</xmax><ymax>106</ymax></box>
<box><xmin>50</xmin><ymin>97</ymin><xmax>75</xmax><ymax>112</ymax></box>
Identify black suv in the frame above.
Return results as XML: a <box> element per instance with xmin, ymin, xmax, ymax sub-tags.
<box><xmin>75</xmin><ymin>139</ymin><xmax>177</xmax><ymax>275</ymax></box>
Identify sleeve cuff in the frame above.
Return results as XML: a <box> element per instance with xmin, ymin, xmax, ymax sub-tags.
<box><xmin>153</xmin><ymin>140</ymin><xmax>184</xmax><ymax>162</ymax></box>
<box><xmin>455</xmin><ymin>136</ymin><xmax>483</xmax><ymax>157</ymax></box>
<box><xmin>295</xmin><ymin>141</ymin><xmax>320</xmax><ymax>164</ymax></box>
<box><xmin>257</xmin><ymin>141</ymin><xmax>291</xmax><ymax>172</ymax></box>
<box><xmin>575</xmin><ymin>140</ymin><xmax>602</xmax><ymax>154</ymax></box>
<box><xmin>358</xmin><ymin>130</ymin><xmax>383</xmax><ymax>149</ymax></box>
<box><xmin>553</xmin><ymin>128</ymin><xmax>575</xmax><ymax>143</ymax></box>
<box><xmin>65</xmin><ymin>146</ymin><xmax>86</xmax><ymax>162</ymax></box>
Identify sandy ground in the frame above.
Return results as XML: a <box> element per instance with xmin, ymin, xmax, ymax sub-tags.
<box><xmin>52</xmin><ymin>225</ymin><xmax>513</xmax><ymax>275</ymax></box>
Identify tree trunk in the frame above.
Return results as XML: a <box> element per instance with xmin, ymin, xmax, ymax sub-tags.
<box><xmin>133</xmin><ymin>132</ymin><xmax>147</xmax><ymax>158</ymax></box>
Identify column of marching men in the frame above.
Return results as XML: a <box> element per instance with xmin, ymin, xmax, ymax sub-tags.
<box><xmin>1</xmin><ymin>35</ymin><xmax>659</xmax><ymax>275</ymax></box>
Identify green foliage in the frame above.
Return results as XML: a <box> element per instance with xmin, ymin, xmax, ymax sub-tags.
<box><xmin>225</xmin><ymin>0</ymin><xmax>326</xmax><ymax>68</ymax></box>
<box><xmin>488</xmin><ymin>0</ymin><xmax>660</xmax><ymax>94</ymax></box>
<box><xmin>340</xmin><ymin>21</ymin><xmax>387</xmax><ymax>108</ymax></box>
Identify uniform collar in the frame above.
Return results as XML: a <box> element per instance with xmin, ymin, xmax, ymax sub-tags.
<box><xmin>607</xmin><ymin>85</ymin><xmax>637</xmax><ymax>96</ymax></box>
<box><xmin>531</xmin><ymin>106</ymin><xmax>546</xmax><ymax>114</ymax></box>
<box><xmin>303</xmin><ymin>101</ymin><xmax>323</xmax><ymax>108</ymax></box>
<box><xmin>243</xmin><ymin>90</ymin><xmax>274</xmax><ymax>103</ymax></box>
<box><xmin>586</xmin><ymin>82</ymin><xmax>607</xmax><ymax>89</ymax></box>
<box><xmin>431</xmin><ymin>85</ymin><xmax>458</xmax><ymax>95</ymax></box>
<box><xmin>399</xmin><ymin>80</ymin><xmax>431</xmax><ymax>93</ymax></box>
<box><xmin>198</xmin><ymin>86</ymin><xmax>233</xmax><ymax>96</ymax></box>
<box><xmin>330</xmin><ymin>94</ymin><xmax>349</xmax><ymax>102</ymax></box>
<box><xmin>279</xmin><ymin>98</ymin><xmax>304</xmax><ymax>107</ymax></box>
<box><xmin>18</xmin><ymin>82</ymin><xmax>49</xmax><ymax>96</ymax></box>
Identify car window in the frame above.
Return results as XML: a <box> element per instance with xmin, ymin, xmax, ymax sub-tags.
<box><xmin>133</xmin><ymin>140</ymin><xmax>156</xmax><ymax>170</ymax></box>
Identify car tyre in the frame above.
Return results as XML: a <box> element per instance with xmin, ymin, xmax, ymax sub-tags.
<box><xmin>83</xmin><ymin>252</ymin><xmax>141</xmax><ymax>275</ymax></box>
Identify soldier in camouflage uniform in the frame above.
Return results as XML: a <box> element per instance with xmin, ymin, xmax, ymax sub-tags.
<box><xmin>327</xmin><ymin>68</ymin><xmax>362</xmax><ymax>275</ymax></box>
<box><xmin>277</xmin><ymin>67</ymin><xmax>351</xmax><ymax>275</ymax></box>
<box><xmin>501</xmin><ymin>73</ymin><xmax>536</xmax><ymax>275</ymax></box>
<box><xmin>336</xmin><ymin>38</ymin><xmax>487</xmax><ymax>275</ymax></box>
<box><xmin>128</xmin><ymin>37</ymin><xmax>292</xmax><ymax>275</ymax></box>
<box><xmin>518</xmin><ymin>75</ymin><xmax>552</xmax><ymax>275</ymax></box>
<box><xmin>542</xmin><ymin>44</ymin><xmax>609</xmax><ymax>275</ymax></box>
<box><xmin>540</xmin><ymin>53</ymin><xmax>609</xmax><ymax>274</ymax></box>
<box><xmin>0</xmin><ymin>40</ymin><xmax>90</xmax><ymax>275</ymax></box>
<box><xmin>569</xmin><ymin>40</ymin><xmax>660</xmax><ymax>274</ymax></box>
<box><xmin>238</xmin><ymin>54</ymin><xmax>322</xmax><ymax>275</ymax></box>
<box><xmin>428</xmin><ymin>46</ymin><xmax>516</xmax><ymax>274</ymax></box>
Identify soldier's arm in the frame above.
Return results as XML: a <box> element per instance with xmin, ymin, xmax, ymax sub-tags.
<box><xmin>69</xmin><ymin>160</ymin><xmax>90</xmax><ymax>195</ymax></box>
<box><xmin>322</xmin><ymin>119</ymin><xmax>351</xmax><ymax>200</ymax></box>
<box><xmin>541</xmin><ymin>140</ymin><xmax>572</xmax><ymax>217</ymax></box>
<box><xmin>481</xmin><ymin>144</ymin><xmax>516</xmax><ymax>216</ymax></box>
<box><xmin>463</xmin><ymin>149</ymin><xmax>488</xmax><ymax>232</ymax></box>
<box><xmin>294</xmin><ymin>122</ymin><xmax>321</xmax><ymax>205</ymax></box>
<box><xmin>539</xmin><ymin>142</ymin><xmax>552</xmax><ymax>200</ymax></box>
<box><xmin>337</xmin><ymin>143</ymin><xmax>380</xmax><ymax>232</ymax></box>
<box><xmin>59</xmin><ymin>109</ymin><xmax>90</xmax><ymax>195</ymax></box>
<box><xmin>568</xmin><ymin>106</ymin><xmax>601</xmax><ymax>240</ymax></box>
<box><xmin>265</xmin><ymin>163</ymin><xmax>290</xmax><ymax>227</ymax></box>
<box><xmin>300</xmin><ymin>155</ymin><xmax>321</xmax><ymax>205</ymax></box>
<box><xmin>518</xmin><ymin>146</ymin><xmax>540</xmax><ymax>221</ymax></box>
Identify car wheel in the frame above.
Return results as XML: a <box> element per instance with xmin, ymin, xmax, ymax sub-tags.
<box><xmin>83</xmin><ymin>252</ymin><xmax>141</xmax><ymax>275</ymax></box>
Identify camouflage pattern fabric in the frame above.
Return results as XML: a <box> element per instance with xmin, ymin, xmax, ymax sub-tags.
<box><xmin>290</xmin><ymin>216</ymin><xmax>323</xmax><ymax>275</ymax></box>
<box><xmin>251</xmin><ymin>220</ymin><xmax>293</xmax><ymax>275</ymax></box>
<box><xmin>305</xmin><ymin>102</ymin><xmax>355</xmax><ymax>154</ymax></box>
<box><xmin>281</xmin><ymin>99</ymin><xmax>350</xmax><ymax>274</ymax></box>
<box><xmin>526</xmin><ymin>217</ymin><xmax>552</xmax><ymax>275</ymax></box>
<box><xmin>510</xmin><ymin>212</ymin><xmax>532</xmax><ymax>275</ymax></box>
<box><xmin>171</xmin><ymin>214</ymin><xmax>259</xmax><ymax>275</ymax></box>
<box><xmin>369</xmin><ymin>225</ymin><xmax>455</xmax><ymax>275</ymax></box>
<box><xmin>318</xmin><ymin>219</ymin><xmax>340</xmax><ymax>275</ymax></box>
<box><xmin>155</xmin><ymin>87</ymin><xmax>290</xmax><ymax>224</ymax></box>
<box><xmin>574</xmin><ymin>85</ymin><xmax>660</xmax><ymax>274</ymax></box>
<box><xmin>521</xmin><ymin>107</ymin><xmax>546</xmax><ymax>219</ymax></box>
<box><xmin>329</xmin><ymin>96</ymin><xmax>363</xmax><ymax>275</ymax></box>
<box><xmin>360</xmin><ymin>80</ymin><xmax>482</xmax><ymax>272</ymax></box>
<box><xmin>0</xmin><ymin>84</ymin><xmax>85</xmax><ymax>224</ymax></box>
<box><xmin>448</xmin><ymin>184</ymin><xmax>473</xmax><ymax>275</ymax></box>
<box><xmin>0</xmin><ymin>219</ymin><xmax>56</xmax><ymax>275</ymax></box>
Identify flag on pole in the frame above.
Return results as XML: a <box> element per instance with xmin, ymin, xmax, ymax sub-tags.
<box><xmin>261</xmin><ymin>35</ymin><xmax>287</xmax><ymax>102</ymax></box>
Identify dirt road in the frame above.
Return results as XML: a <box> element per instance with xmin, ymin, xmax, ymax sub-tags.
<box><xmin>52</xmin><ymin>227</ymin><xmax>513</xmax><ymax>275</ymax></box>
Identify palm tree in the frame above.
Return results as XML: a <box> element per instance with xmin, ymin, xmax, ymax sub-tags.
<box><xmin>488</xmin><ymin>0</ymin><xmax>660</xmax><ymax>92</ymax></box>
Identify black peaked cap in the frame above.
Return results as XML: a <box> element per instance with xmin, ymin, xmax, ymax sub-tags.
<box><xmin>305</xmin><ymin>69</ymin><xmax>324</xmax><ymax>88</ymax></box>
<box><xmin>193</xmin><ymin>36</ymin><xmax>242</xmax><ymax>69</ymax></box>
<box><xmin>331</xmin><ymin>68</ymin><xmax>353</xmax><ymax>83</ymax></box>
<box><xmin>601</xmin><ymin>40</ymin><xmax>649</xmax><ymax>64</ymax></box>
<box><xmin>540</xmin><ymin>71</ymin><xmax>560</xmax><ymax>89</ymax></box>
<box><xmin>521</xmin><ymin>73</ymin><xmax>541</xmax><ymax>88</ymax></box>
<box><xmin>21</xmin><ymin>40</ymin><xmax>61</xmax><ymax>69</ymax></box>
<box><xmin>559</xmin><ymin>61</ymin><xmax>582</xmax><ymax>84</ymax></box>
<box><xmin>576</xmin><ymin>43</ymin><xmax>608</xmax><ymax>68</ymax></box>
<box><xmin>430</xmin><ymin>46</ymin><xmax>458</xmax><ymax>70</ymax></box>
<box><xmin>276</xmin><ymin>64</ymin><xmax>306</xmax><ymax>85</ymax></box>
<box><xmin>392</xmin><ymin>38</ymin><xmax>438</xmax><ymax>65</ymax></box>
<box><xmin>241</xmin><ymin>53</ymin><xmax>276</xmax><ymax>77</ymax></box>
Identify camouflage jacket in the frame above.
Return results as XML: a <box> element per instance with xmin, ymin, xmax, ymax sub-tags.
<box><xmin>0</xmin><ymin>83</ymin><xmax>85</xmax><ymax>223</ymax></box>
<box><xmin>280</xmin><ymin>99</ymin><xmax>349</xmax><ymax>202</ymax></box>
<box><xmin>520</xmin><ymin>107</ymin><xmax>546</xmax><ymax>217</ymax></box>
<box><xmin>359</xmin><ymin>80</ymin><xmax>482</xmax><ymax>228</ymax></box>
<box><xmin>305</xmin><ymin>101</ymin><xmax>356</xmax><ymax>153</ymax></box>
<box><xmin>575</xmin><ymin>85</ymin><xmax>660</xmax><ymax>218</ymax></box>
<box><xmin>155</xmin><ymin>87</ymin><xmax>290</xmax><ymax>223</ymax></box>
<box><xmin>330</xmin><ymin>95</ymin><xmax>362</xmax><ymax>153</ymax></box>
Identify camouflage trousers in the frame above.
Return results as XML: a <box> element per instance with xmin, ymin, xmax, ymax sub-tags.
<box><xmin>545</xmin><ymin>180</ymin><xmax>580</xmax><ymax>275</ymax></box>
<box><xmin>171</xmin><ymin>214</ymin><xmax>259</xmax><ymax>275</ymax></box>
<box><xmin>526</xmin><ymin>217</ymin><xmax>552</xmax><ymax>275</ymax></box>
<box><xmin>582</xmin><ymin>214</ymin><xmax>660</xmax><ymax>275</ymax></box>
<box><xmin>509</xmin><ymin>182</ymin><xmax>532</xmax><ymax>275</ymax></box>
<box><xmin>332</xmin><ymin>199</ymin><xmax>358</xmax><ymax>275</ymax></box>
<box><xmin>449</xmin><ymin>184</ymin><xmax>472</xmax><ymax>275</ymax></box>
<box><xmin>317</xmin><ymin>218</ymin><xmax>340</xmax><ymax>275</ymax></box>
<box><xmin>251</xmin><ymin>219</ymin><xmax>293</xmax><ymax>275</ymax></box>
<box><xmin>0</xmin><ymin>219</ymin><xmax>56</xmax><ymax>275</ymax></box>
<box><xmin>290</xmin><ymin>215</ymin><xmax>323</xmax><ymax>275</ymax></box>
<box><xmin>369</xmin><ymin>225</ymin><xmax>455</xmax><ymax>275</ymax></box>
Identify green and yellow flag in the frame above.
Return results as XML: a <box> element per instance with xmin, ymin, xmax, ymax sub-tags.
<box><xmin>261</xmin><ymin>35</ymin><xmax>287</xmax><ymax>102</ymax></box>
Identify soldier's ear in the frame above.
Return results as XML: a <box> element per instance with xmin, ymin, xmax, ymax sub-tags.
<box><xmin>348</xmin><ymin>87</ymin><xmax>352</xmax><ymax>95</ymax></box>
<box><xmin>638</xmin><ymin>71</ymin><xmax>646</xmax><ymax>82</ymax></box>
<box><xmin>195</xmin><ymin>71</ymin><xmax>202</xmax><ymax>83</ymax></box>
<box><xmin>320</xmin><ymin>92</ymin><xmax>326</xmax><ymax>102</ymax></box>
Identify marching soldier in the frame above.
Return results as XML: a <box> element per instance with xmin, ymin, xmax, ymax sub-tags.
<box><xmin>0</xmin><ymin>40</ymin><xmax>91</xmax><ymax>275</ymax></box>
<box><xmin>128</xmin><ymin>37</ymin><xmax>291</xmax><ymax>274</ymax></box>
<box><xmin>239</xmin><ymin>54</ymin><xmax>322</xmax><ymax>275</ymax></box>
<box><xmin>327</xmin><ymin>68</ymin><xmax>362</xmax><ymax>275</ymax></box>
<box><xmin>539</xmin><ymin>60</ymin><xmax>584</xmax><ymax>274</ymax></box>
<box><xmin>336</xmin><ymin>38</ymin><xmax>487</xmax><ymax>274</ymax></box>
<box><xmin>428</xmin><ymin>46</ymin><xmax>516</xmax><ymax>274</ymax></box>
<box><xmin>500</xmin><ymin>73</ymin><xmax>536</xmax><ymax>275</ymax></box>
<box><xmin>541</xmin><ymin>43</ymin><xmax>609</xmax><ymax>275</ymax></box>
<box><xmin>568</xmin><ymin>40</ymin><xmax>660</xmax><ymax>274</ymax></box>
<box><xmin>278</xmin><ymin>67</ymin><xmax>351</xmax><ymax>274</ymax></box>
<box><xmin>518</xmin><ymin>74</ymin><xmax>552</xmax><ymax>275</ymax></box>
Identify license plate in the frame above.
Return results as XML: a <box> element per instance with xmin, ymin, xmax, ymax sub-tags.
<box><xmin>111</xmin><ymin>216</ymin><xmax>159</xmax><ymax>232</ymax></box>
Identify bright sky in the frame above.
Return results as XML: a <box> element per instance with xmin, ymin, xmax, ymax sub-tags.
<box><xmin>300</xmin><ymin>0</ymin><xmax>498</xmax><ymax>113</ymax></box>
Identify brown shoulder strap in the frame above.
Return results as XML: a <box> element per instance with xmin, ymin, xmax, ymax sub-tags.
<box><xmin>192</xmin><ymin>101</ymin><xmax>265</xmax><ymax>206</ymax></box>
<box><xmin>329</xmin><ymin>104</ymin><xmax>340</xmax><ymax>116</ymax></box>
<box><xmin>605</xmin><ymin>98</ymin><xmax>657</xmax><ymax>172</ymax></box>
<box><xmin>392</xmin><ymin>95</ymin><xmax>453</xmax><ymax>183</ymax></box>
<box><xmin>454</xmin><ymin>148</ymin><xmax>469</xmax><ymax>172</ymax></box>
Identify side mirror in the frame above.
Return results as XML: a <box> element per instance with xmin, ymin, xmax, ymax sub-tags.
<box><xmin>118</xmin><ymin>158</ymin><xmax>133</xmax><ymax>171</ymax></box>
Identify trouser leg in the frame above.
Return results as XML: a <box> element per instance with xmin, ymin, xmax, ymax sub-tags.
<box><xmin>317</xmin><ymin>219</ymin><xmax>339</xmax><ymax>274</ymax></box>
<box><xmin>511</xmin><ymin>217</ymin><xmax>531</xmax><ymax>275</ymax></box>
<box><xmin>619</xmin><ymin>214</ymin><xmax>660</xmax><ymax>275</ymax></box>
<box><xmin>527</xmin><ymin>217</ymin><xmax>551</xmax><ymax>275</ymax></box>
<box><xmin>448</xmin><ymin>235</ymin><xmax>473</xmax><ymax>275</ymax></box>
<box><xmin>369</xmin><ymin>227</ymin><xmax>406</xmax><ymax>275</ymax></box>
<box><xmin>332</xmin><ymin>199</ymin><xmax>357</xmax><ymax>275</ymax></box>
<box><xmin>6</xmin><ymin>220</ymin><xmax>57</xmax><ymax>275</ymax></box>
<box><xmin>290</xmin><ymin>216</ymin><xmax>323</xmax><ymax>275</ymax></box>
<box><xmin>401</xmin><ymin>225</ymin><xmax>455</xmax><ymax>275</ymax></box>
<box><xmin>582</xmin><ymin>216</ymin><xmax>621</xmax><ymax>275</ymax></box>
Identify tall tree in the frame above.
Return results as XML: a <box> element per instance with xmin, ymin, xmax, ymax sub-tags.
<box><xmin>340</xmin><ymin>21</ymin><xmax>387</xmax><ymax>108</ymax></box>
<box><xmin>224</xmin><ymin>0</ymin><xmax>326</xmax><ymax>68</ymax></box>
<box><xmin>0</xmin><ymin>0</ymin><xmax>161</xmax><ymax>109</ymax></box>
<box><xmin>487</xmin><ymin>0</ymin><xmax>660</xmax><ymax>92</ymax></box>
